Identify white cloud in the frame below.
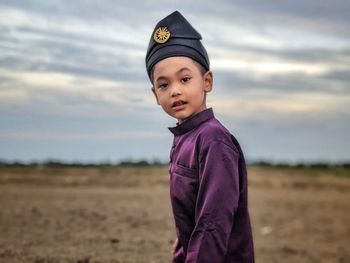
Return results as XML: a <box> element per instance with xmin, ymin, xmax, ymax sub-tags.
<box><xmin>0</xmin><ymin>69</ymin><xmax>130</xmax><ymax>106</ymax></box>
<box><xmin>0</xmin><ymin>129</ymin><xmax>168</xmax><ymax>140</ymax></box>
<box><xmin>209</xmin><ymin>90</ymin><xmax>350</xmax><ymax>119</ymax></box>
<box><xmin>0</xmin><ymin>88</ymin><xmax>28</xmax><ymax>102</ymax></box>
<box><xmin>211</xmin><ymin>57</ymin><xmax>331</xmax><ymax>76</ymax></box>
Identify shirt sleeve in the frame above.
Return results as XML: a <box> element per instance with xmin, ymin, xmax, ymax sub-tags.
<box><xmin>185</xmin><ymin>140</ymin><xmax>240</xmax><ymax>263</ymax></box>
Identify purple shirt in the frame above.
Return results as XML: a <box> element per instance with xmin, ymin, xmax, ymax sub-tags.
<box><xmin>168</xmin><ymin>108</ymin><xmax>254</xmax><ymax>263</ymax></box>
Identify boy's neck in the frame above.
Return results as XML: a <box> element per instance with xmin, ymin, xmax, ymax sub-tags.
<box><xmin>176</xmin><ymin>106</ymin><xmax>207</xmax><ymax>125</ymax></box>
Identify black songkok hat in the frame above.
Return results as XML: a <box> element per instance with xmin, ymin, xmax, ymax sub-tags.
<box><xmin>145</xmin><ymin>10</ymin><xmax>210</xmax><ymax>81</ymax></box>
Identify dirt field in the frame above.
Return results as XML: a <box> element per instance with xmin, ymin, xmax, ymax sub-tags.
<box><xmin>0</xmin><ymin>165</ymin><xmax>349</xmax><ymax>263</ymax></box>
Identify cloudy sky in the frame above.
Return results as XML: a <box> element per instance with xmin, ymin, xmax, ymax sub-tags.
<box><xmin>0</xmin><ymin>0</ymin><xmax>349</xmax><ymax>163</ymax></box>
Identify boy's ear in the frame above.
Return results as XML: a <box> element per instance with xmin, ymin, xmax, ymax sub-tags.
<box><xmin>203</xmin><ymin>70</ymin><xmax>213</xmax><ymax>93</ymax></box>
<box><xmin>151</xmin><ymin>86</ymin><xmax>160</xmax><ymax>105</ymax></box>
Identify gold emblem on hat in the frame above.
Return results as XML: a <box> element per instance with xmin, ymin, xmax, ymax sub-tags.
<box><xmin>154</xmin><ymin>27</ymin><xmax>171</xmax><ymax>43</ymax></box>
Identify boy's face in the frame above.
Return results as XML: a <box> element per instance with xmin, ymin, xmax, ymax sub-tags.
<box><xmin>151</xmin><ymin>56</ymin><xmax>213</xmax><ymax>124</ymax></box>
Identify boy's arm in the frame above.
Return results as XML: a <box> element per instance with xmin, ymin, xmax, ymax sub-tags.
<box><xmin>185</xmin><ymin>140</ymin><xmax>240</xmax><ymax>263</ymax></box>
<box><xmin>172</xmin><ymin>237</ymin><xmax>186</xmax><ymax>263</ymax></box>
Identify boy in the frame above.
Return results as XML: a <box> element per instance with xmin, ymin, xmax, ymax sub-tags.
<box><xmin>145</xmin><ymin>11</ymin><xmax>254</xmax><ymax>262</ymax></box>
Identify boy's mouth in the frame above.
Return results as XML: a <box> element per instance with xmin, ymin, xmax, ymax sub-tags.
<box><xmin>172</xmin><ymin>100</ymin><xmax>187</xmax><ymax>108</ymax></box>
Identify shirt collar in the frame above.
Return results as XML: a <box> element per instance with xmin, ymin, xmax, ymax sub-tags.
<box><xmin>168</xmin><ymin>107</ymin><xmax>214</xmax><ymax>136</ymax></box>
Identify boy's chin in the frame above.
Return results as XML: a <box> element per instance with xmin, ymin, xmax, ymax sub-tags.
<box><xmin>170</xmin><ymin>107</ymin><xmax>207</xmax><ymax>123</ymax></box>
<box><xmin>167</xmin><ymin>112</ymin><xmax>185</xmax><ymax>122</ymax></box>
<box><xmin>172</xmin><ymin>112</ymin><xmax>193</xmax><ymax>124</ymax></box>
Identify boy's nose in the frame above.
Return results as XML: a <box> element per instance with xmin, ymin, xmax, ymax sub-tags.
<box><xmin>170</xmin><ymin>84</ymin><xmax>182</xmax><ymax>97</ymax></box>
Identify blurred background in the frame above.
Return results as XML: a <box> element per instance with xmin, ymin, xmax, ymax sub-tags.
<box><xmin>0</xmin><ymin>1</ymin><xmax>349</xmax><ymax>263</ymax></box>
<box><xmin>1</xmin><ymin>0</ymin><xmax>349</xmax><ymax>164</ymax></box>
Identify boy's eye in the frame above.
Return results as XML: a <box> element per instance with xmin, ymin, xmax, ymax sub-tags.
<box><xmin>181</xmin><ymin>77</ymin><xmax>191</xmax><ymax>83</ymax></box>
<box><xmin>158</xmin><ymin>83</ymin><xmax>168</xmax><ymax>89</ymax></box>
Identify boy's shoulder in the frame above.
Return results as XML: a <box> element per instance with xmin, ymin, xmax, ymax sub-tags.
<box><xmin>196</xmin><ymin>117</ymin><xmax>238</xmax><ymax>153</ymax></box>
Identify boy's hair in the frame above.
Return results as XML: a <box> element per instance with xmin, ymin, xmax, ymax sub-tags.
<box><xmin>150</xmin><ymin>58</ymin><xmax>208</xmax><ymax>85</ymax></box>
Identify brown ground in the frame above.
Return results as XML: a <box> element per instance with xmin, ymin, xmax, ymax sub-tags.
<box><xmin>0</xmin><ymin>166</ymin><xmax>349</xmax><ymax>263</ymax></box>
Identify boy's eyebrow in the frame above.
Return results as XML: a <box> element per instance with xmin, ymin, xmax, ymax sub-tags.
<box><xmin>176</xmin><ymin>67</ymin><xmax>192</xmax><ymax>74</ymax></box>
<box><xmin>155</xmin><ymin>67</ymin><xmax>192</xmax><ymax>82</ymax></box>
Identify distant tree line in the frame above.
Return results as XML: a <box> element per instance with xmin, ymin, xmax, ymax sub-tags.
<box><xmin>250</xmin><ymin>161</ymin><xmax>350</xmax><ymax>169</ymax></box>
<box><xmin>0</xmin><ymin>159</ymin><xmax>349</xmax><ymax>168</ymax></box>
<box><xmin>0</xmin><ymin>158</ymin><xmax>166</xmax><ymax>168</ymax></box>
